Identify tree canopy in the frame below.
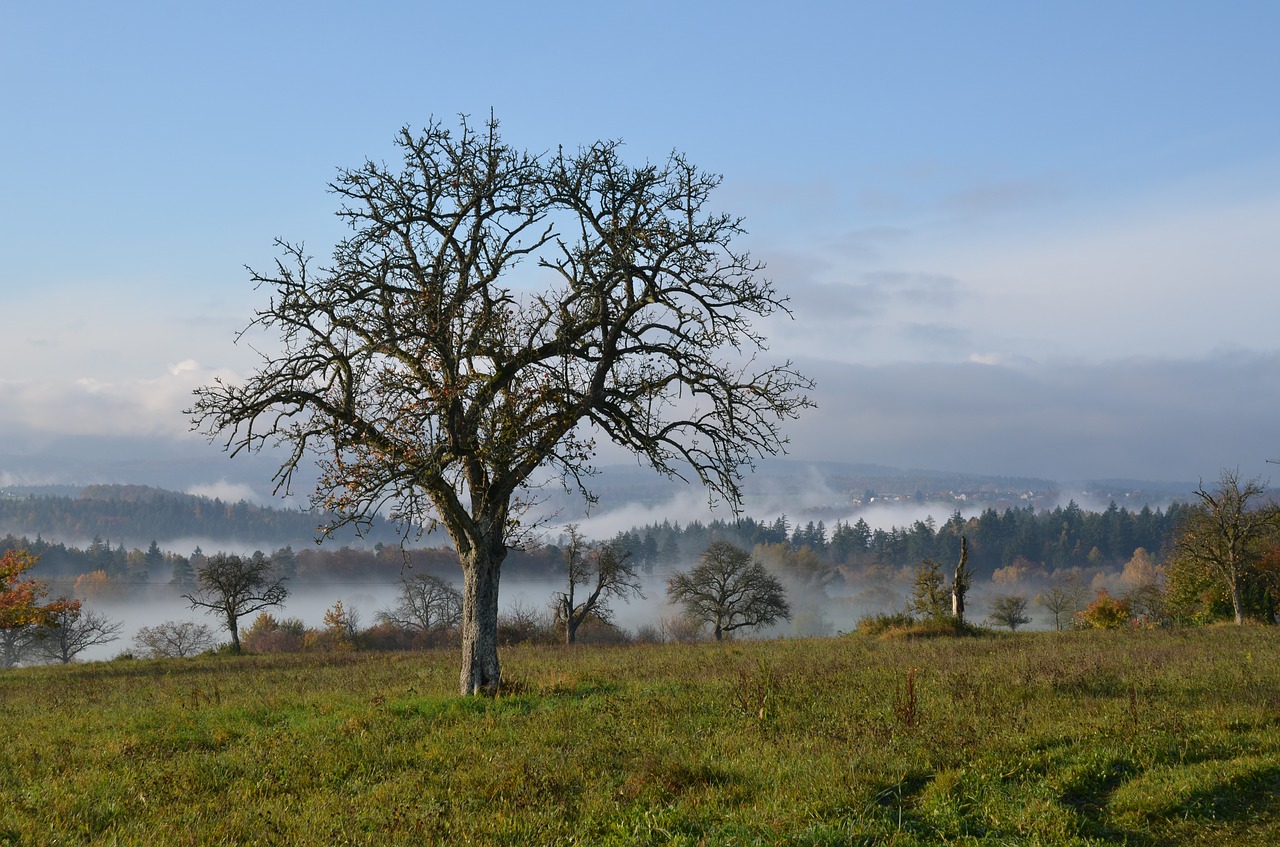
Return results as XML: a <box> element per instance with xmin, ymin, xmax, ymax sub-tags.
<box><xmin>184</xmin><ymin>553</ymin><xmax>289</xmax><ymax>653</ymax></box>
<box><xmin>667</xmin><ymin>541</ymin><xmax>791</xmax><ymax>640</ymax></box>
<box><xmin>1167</xmin><ymin>469</ymin><xmax>1280</xmax><ymax>625</ymax></box>
<box><xmin>190</xmin><ymin>115</ymin><xmax>811</xmax><ymax>694</ymax></box>
<box><xmin>1</xmin><ymin>549</ymin><xmax>78</xmax><ymax>631</ymax></box>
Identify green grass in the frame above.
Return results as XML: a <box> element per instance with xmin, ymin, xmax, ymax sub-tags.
<box><xmin>1</xmin><ymin>628</ymin><xmax>1278</xmax><ymax>845</ymax></box>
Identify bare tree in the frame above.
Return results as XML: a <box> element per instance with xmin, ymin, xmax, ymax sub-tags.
<box><xmin>667</xmin><ymin>541</ymin><xmax>790</xmax><ymax>640</ymax></box>
<box><xmin>36</xmin><ymin>606</ymin><xmax>123</xmax><ymax>664</ymax></box>
<box><xmin>377</xmin><ymin>573</ymin><xmax>463</xmax><ymax>634</ymax></box>
<box><xmin>1037</xmin><ymin>571</ymin><xmax>1087</xmax><ymax>631</ymax></box>
<box><xmin>183</xmin><ymin>553</ymin><xmax>288</xmax><ymax>653</ymax></box>
<box><xmin>1171</xmin><ymin>468</ymin><xmax>1280</xmax><ymax>625</ymax></box>
<box><xmin>134</xmin><ymin>621</ymin><xmax>217</xmax><ymax>658</ymax></box>
<box><xmin>1</xmin><ymin>625</ymin><xmax>41</xmax><ymax>668</ymax></box>
<box><xmin>190</xmin><ymin>115</ymin><xmax>811</xmax><ymax>694</ymax></box>
<box><xmin>554</xmin><ymin>525</ymin><xmax>643</xmax><ymax>644</ymax></box>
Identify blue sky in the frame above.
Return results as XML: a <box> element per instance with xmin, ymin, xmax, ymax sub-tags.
<box><xmin>2</xmin><ymin>1</ymin><xmax>1278</xmax><ymax>494</ymax></box>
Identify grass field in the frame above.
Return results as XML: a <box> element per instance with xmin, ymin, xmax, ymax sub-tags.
<box><xmin>1</xmin><ymin>627</ymin><xmax>1277</xmax><ymax>845</ymax></box>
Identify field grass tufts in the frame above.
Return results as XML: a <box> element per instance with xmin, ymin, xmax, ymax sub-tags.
<box><xmin>1</xmin><ymin>629</ymin><xmax>1277</xmax><ymax>844</ymax></box>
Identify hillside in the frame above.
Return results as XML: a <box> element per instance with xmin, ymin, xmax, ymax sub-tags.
<box><xmin>0</xmin><ymin>484</ymin><xmax>406</xmax><ymax>548</ymax></box>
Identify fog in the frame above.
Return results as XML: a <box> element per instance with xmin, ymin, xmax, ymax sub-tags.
<box><xmin>53</xmin><ymin>484</ymin><xmax>1149</xmax><ymax>665</ymax></box>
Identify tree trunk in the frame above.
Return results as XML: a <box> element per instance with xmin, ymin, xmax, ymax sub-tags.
<box><xmin>459</xmin><ymin>548</ymin><xmax>504</xmax><ymax>695</ymax></box>
<box><xmin>227</xmin><ymin>613</ymin><xmax>242</xmax><ymax>654</ymax></box>
<box><xmin>952</xmin><ymin>537</ymin><xmax>969</xmax><ymax>624</ymax></box>
<box><xmin>1230</xmin><ymin>580</ymin><xmax>1245</xmax><ymax>626</ymax></box>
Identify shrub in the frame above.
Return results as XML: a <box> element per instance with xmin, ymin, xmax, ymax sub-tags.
<box><xmin>854</xmin><ymin>612</ymin><xmax>916</xmax><ymax>637</ymax></box>
<box><xmin>133</xmin><ymin>621</ymin><xmax>217</xmax><ymax>658</ymax></box>
<box><xmin>855</xmin><ymin>612</ymin><xmax>983</xmax><ymax>640</ymax></box>
<box><xmin>1075</xmin><ymin>590</ymin><xmax>1131</xmax><ymax>629</ymax></box>
<box><xmin>986</xmin><ymin>594</ymin><xmax>1032</xmax><ymax>631</ymax></box>
<box><xmin>497</xmin><ymin>599</ymin><xmax>558</xmax><ymax>646</ymax></box>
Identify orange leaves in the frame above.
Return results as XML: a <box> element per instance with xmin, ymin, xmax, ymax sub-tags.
<box><xmin>1</xmin><ymin>549</ymin><xmax>80</xmax><ymax>629</ymax></box>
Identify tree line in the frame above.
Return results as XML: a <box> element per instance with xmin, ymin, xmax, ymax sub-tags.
<box><xmin>583</xmin><ymin>498</ymin><xmax>1185</xmax><ymax>580</ymax></box>
<box><xmin>0</xmin><ymin>495</ymin><xmax>1197</xmax><ymax>597</ymax></box>
<box><xmin>0</xmin><ymin>484</ymin><xmax>407</xmax><ymax>549</ymax></box>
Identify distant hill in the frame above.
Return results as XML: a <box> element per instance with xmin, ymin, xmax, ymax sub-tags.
<box><xmin>0</xmin><ymin>462</ymin><xmax>1199</xmax><ymax>551</ymax></box>
<box><xmin>535</xmin><ymin>458</ymin><xmax>1194</xmax><ymax>520</ymax></box>
<box><xmin>0</xmin><ymin>484</ymin><xmax>405</xmax><ymax>548</ymax></box>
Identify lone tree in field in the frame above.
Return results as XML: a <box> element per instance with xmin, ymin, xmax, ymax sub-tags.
<box><xmin>1037</xmin><ymin>571</ymin><xmax>1087</xmax><ymax>631</ymax></box>
<box><xmin>189</xmin><ymin>115</ymin><xmax>811</xmax><ymax>694</ymax></box>
<box><xmin>667</xmin><ymin>541</ymin><xmax>791</xmax><ymax>640</ymax></box>
<box><xmin>987</xmin><ymin>593</ymin><xmax>1032</xmax><ymax>631</ymax></box>
<box><xmin>184</xmin><ymin>553</ymin><xmax>289</xmax><ymax>653</ymax></box>
<box><xmin>1169</xmin><ymin>468</ymin><xmax>1280</xmax><ymax>625</ymax></box>
<box><xmin>554</xmin><ymin>524</ymin><xmax>643</xmax><ymax>644</ymax></box>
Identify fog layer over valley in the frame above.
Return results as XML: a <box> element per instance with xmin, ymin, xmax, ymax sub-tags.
<box><xmin>2</xmin><ymin>461</ymin><xmax>1205</xmax><ymax>665</ymax></box>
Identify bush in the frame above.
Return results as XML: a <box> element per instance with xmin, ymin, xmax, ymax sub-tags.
<box><xmin>133</xmin><ymin>621</ymin><xmax>217</xmax><ymax>658</ymax></box>
<box><xmin>659</xmin><ymin>614</ymin><xmax>706</xmax><ymax>644</ymax></box>
<box><xmin>241</xmin><ymin>613</ymin><xmax>306</xmax><ymax>654</ymax></box>
<box><xmin>1075</xmin><ymin>590</ymin><xmax>1131</xmax><ymax>629</ymax></box>
<box><xmin>497</xmin><ymin>600</ymin><xmax>558</xmax><ymax>646</ymax></box>
<box><xmin>854</xmin><ymin>612</ymin><xmax>916</xmax><ymax>637</ymax></box>
<box><xmin>631</xmin><ymin>622</ymin><xmax>665</xmax><ymax>644</ymax></box>
<box><xmin>855</xmin><ymin>612</ymin><xmax>983</xmax><ymax>640</ymax></box>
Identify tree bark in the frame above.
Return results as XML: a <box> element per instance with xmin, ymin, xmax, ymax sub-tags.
<box><xmin>459</xmin><ymin>549</ymin><xmax>504</xmax><ymax>696</ymax></box>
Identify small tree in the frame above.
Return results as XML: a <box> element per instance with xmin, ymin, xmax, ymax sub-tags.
<box><xmin>134</xmin><ymin>621</ymin><xmax>217</xmax><ymax>658</ymax></box>
<box><xmin>555</xmin><ymin>525</ymin><xmax>643</xmax><ymax>644</ymax></box>
<box><xmin>667</xmin><ymin>541</ymin><xmax>790</xmax><ymax>641</ymax></box>
<box><xmin>1037</xmin><ymin>571</ymin><xmax>1087</xmax><ymax>631</ymax></box>
<box><xmin>377</xmin><ymin>573</ymin><xmax>463</xmax><ymax>635</ymax></box>
<box><xmin>1168</xmin><ymin>469</ymin><xmax>1280</xmax><ymax>625</ymax></box>
<box><xmin>907</xmin><ymin>558</ymin><xmax>948</xmax><ymax>620</ymax></box>
<box><xmin>987</xmin><ymin>594</ymin><xmax>1032</xmax><ymax>631</ymax></box>
<box><xmin>184</xmin><ymin>553</ymin><xmax>288</xmax><ymax>653</ymax></box>
<box><xmin>2</xmin><ymin>549</ymin><xmax>79</xmax><ymax>668</ymax></box>
<box><xmin>315</xmin><ymin>600</ymin><xmax>360</xmax><ymax>652</ymax></box>
<box><xmin>36</xmin><ymin>607</ymin><xmax>123</xmax><ymax>664</ymax></box>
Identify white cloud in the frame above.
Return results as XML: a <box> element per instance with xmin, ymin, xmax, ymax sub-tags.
<box><xmin>0</xmin><ymin>360</ymin><xmax>238</xmax><ymax>442</ymax></box>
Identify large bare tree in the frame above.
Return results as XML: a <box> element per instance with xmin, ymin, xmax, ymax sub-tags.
<box><xmin>190</xmin><ymin>115</ymin><xmax>812</xmax><ymax>694</ymax></box>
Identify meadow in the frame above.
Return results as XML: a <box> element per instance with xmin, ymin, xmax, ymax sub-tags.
<box><xmin>1</xmin><ymin>627</ymin><xmax>1277</xmax><ymax>845</ymax></box>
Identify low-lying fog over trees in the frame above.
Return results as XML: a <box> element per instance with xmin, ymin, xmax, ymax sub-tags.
<box><xmin>3</xmin><ymin>466</ymin><xmax>1278</xmax><ymax>669</ymax></box>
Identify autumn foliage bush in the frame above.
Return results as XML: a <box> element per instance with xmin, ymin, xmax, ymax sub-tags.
<box><xmin>1075</xmin><ymin>589</ymin><xmax>1131</xmax><ymax>629</ymax></box>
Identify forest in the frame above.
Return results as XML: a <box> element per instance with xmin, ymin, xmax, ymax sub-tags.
<box><xmin>0</xmin><ymin>487</ymin><xmax>1186</xmax><ymax>586</ymax></box>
